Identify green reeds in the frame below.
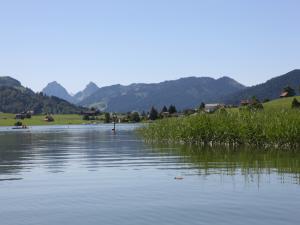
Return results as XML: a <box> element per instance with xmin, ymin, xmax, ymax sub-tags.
<box><xmin>139</xmin><ymin>109</ymin><xmax>300</xmax><ymax>149</ymax></box>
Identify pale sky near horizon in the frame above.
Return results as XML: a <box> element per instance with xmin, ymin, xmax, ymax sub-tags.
<box><xmin>0</xmin><ymin>0</ymin><xmax>299</xmax><ymax>93</ymax></box>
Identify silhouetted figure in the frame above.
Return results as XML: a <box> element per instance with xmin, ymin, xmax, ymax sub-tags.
<box><xmin>112</xmin><ymin>113</ymin><xmax>117</xmax><ymax>134</ymax></box>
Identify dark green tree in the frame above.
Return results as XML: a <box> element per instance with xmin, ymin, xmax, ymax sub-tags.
<box><xmin>283</xmin><ymin>86</ymin><xmax>296</xmax><ymax>97</ymax></box>
<box><xmin>251</xmin><ymin>96</ymin><xmax>259</xmax><ymax>102</ymax></box>
<box><xmin>198</xmin><ymin>102</ymin><xmax>205</xmax><ymax>111</ymax></box>
<box><xmin>149</xmin><ymin>106</ymin><xmax>158</xmax><ymax>120</ymax></box>
<box><xmin>161</xmin><ymin>105</ymin><xmax>168</xmax><ymax>113</ymax></box>
<box><xmin>168</xmin><ymin>105</ymin><xmax>177</xmax><ymax>114</ymax></box>
<box><xmin>140</xmin><ymin>111</ymin><xmax>147</xmax><ymax>121</ymax></box>
<box><xmin>104</xmin><ymin>112</ymin><xmax>111</xmax><ymax>123</ymax></box>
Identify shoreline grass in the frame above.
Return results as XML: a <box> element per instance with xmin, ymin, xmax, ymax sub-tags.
<box><xmin>139</xmin><ymin>109</ymin><xmax>300</xmax><ymax>149</ymax></box>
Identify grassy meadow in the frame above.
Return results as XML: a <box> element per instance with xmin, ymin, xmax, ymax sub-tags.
<box><xmin>263</xmin><ymin>96</ymin><xmax>300</xmax><ymax>111</ymax></box>
<box><xmin>140</xmin><ymin>97</ymin><xmax>300</xmax><ymax>149</ymax></box>
<box><xmin>0</xmin><ymin>113</ymin><xmax>99</xmax><ymax>126</ymax></box>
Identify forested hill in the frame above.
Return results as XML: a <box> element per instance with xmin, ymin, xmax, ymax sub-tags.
<box><xmin>0</xmin><ymin>77</ymin><xmax>86</xmax><ymax>114</ymax></box>
<box><xmin>79</xmin><ymin>76</ymin><xmax>245</xmax><ymax>112</ymax></box>
<box><xmin>223</xmin><ymin>70</ymin><xmax>300</xmax><ymax>104</ymax></box>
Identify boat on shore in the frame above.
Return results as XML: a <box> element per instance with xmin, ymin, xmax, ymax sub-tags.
<box><xmin>12</xmin><ymin>125</ymin><xmax>29</xmax><ymax>130</ymax></box>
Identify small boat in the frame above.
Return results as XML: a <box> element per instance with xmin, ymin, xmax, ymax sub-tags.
<box><xmin>12</xmin><ymin>126</ymin><xmax>29</xmax><ymax>130</ymax></box>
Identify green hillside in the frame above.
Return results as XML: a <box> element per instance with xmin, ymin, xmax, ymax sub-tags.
<box><xmin>263</xmin><ymin>96</ymin><xmax>300</xmax><ymax>111</ymax></box>
<box><xmin>0</xmin><ymin>76</ymin><xmax>86</xmax><ymax>114</ymax></box>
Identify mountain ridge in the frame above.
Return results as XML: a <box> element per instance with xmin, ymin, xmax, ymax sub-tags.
<box><xmin>223</xmin><ymin>69</ymin><xmax>300</xmax><ymax>104</ymax></box>
<box><xmin>41</xmin><ymin>75</ymin><xmax>246</xmax><ymax>112</ymax></box>
<box><xmin>78</xmin><ymin>76</ymin><xmax>246</xmax><ymax>112</ymax></box>
<box><xmin>73</xmin><ymin>82</ymin><xmax>99</xmax><ymax>103</ymax></box>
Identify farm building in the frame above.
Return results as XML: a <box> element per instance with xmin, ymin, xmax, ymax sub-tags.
<box><xmin>204</xmin><ymin>104</ymin><xmax>224</xmax><ymax>113</ymax></box>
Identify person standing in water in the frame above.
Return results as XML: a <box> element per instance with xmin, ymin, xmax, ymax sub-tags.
<box><xmin>112</xmin><ymin>113</ymin><xmax>117</xmax><ymax>134</ymax></box>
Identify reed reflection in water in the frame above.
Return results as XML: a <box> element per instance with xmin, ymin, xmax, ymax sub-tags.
<box><xmin>0</xmin><ymin>124</ymin><xmax>299</xmax><ymax>225</ymax></box>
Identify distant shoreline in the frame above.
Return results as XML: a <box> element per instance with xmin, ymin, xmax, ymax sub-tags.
<box><xmin>0</xmin><ymin>113</ymin><xmax>146</xmax><ymax>127</ymax></box>
<box><xmin>0</xmin><ymin>113</ymin><xmax>88</xmax><ymax>127</ymax></box>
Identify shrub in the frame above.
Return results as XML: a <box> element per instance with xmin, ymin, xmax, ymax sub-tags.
<box><xmin>292</xmin><ymin>98</ymin><xmax>300</xmax><ymax>109</ymax></box>
<box><xmin>45</xmin><ymin>115</ymin><xmax>54</xmax><ymax>122</ymax></box>
<box><xmin>14</xmin><ymin>121</ymin><xmax>22</xmax><ymax>126</ymax></box>
<box><xmin>247</xmin><ymin>102</ymin><xmax>264</xmax><ymax>111</ymax></box>
<box><xmin>82</xmin><ymin>115</ymin><xmax>90</xmax><ymax>120</ymax></box>
<box><xmin>130</xmin><ymin>112</ymin><xmax>140</xmax><ymax>122</ymax></box>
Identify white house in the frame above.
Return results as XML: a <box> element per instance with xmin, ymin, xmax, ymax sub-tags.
<box><xmin>204</xmin><ymin>103</ymin><xmax>224</xmax><ymax>113</ymax></box>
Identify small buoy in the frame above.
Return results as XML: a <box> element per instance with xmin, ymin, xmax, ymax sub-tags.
<box><xmin>174</xmin><ymin>176</ymin><xmax>184</xmax><ymax>180</ymax></box>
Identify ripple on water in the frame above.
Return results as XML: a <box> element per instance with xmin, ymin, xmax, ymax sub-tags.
<box><xmin>0</xmin><ymin>124</ymin><xmax>300</xmax><ymax>225</ymax></box>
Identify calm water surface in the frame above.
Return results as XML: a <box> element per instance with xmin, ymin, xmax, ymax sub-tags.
<box><xmin>0</xmin><ymin>124</ymin><xmax>299</xmax><ymax>225</ymax></box>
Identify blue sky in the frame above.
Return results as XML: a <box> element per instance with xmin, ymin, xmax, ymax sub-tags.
<box><xmin>0</xmin><ymin>0</ymin><xmax>299</xmax><ymax>93</ymax></box>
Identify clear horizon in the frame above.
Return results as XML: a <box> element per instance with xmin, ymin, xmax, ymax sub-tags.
<box><xmin>1</xmin><ymin>0</ymin><xmax>299</xmax><ymax>93</ymax></box>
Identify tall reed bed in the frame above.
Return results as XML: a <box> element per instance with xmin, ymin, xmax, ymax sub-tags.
<box><xmin>139</xmin><ymin>109</ymin><xmax>300</xmax><ymax>148</ymax></box>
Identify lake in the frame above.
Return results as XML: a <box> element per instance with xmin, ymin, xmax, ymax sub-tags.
<box><xmin>0</xmin><ymin>124</ymin><xmax>299</xmax><ymax>225</ymax></box>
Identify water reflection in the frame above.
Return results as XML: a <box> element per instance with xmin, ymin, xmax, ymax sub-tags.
<box><xmin>0</xmin><ymin>125</ymin><xmax>300</xmax><ymax>185</ymax></box>
<box><xmin>152</xmin><ymin>144</ymin><xmax>300</xmax><ymax>184</ymax></box>
<box><xmin>1</xmin><ymin>125</ymin><xmax>300</xmax><ymax>225</ymax></box>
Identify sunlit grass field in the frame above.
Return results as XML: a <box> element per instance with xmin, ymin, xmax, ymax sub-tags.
<box><xmin>263</xmin><ymin>96</ymin><xmax>300</xmax><ymax>111</ymax></box>
<box><xmin>0</xmin><ymin>114</ymin><xmax>97</xmax><ymax>126</ymax></box>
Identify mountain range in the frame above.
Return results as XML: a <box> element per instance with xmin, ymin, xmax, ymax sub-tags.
<box><xmin>1</xmin><ymin>69</ymin><xmax>300</xmax><ymax>114</ymax></box>
<box><xmin>41</xmin><ymin>70</ymin><xmax>300</xmax><ymax>112</ymax></box>
<box><xmin>42</xmin><ymin>76</ymin><xmax>245</xmax><ymax>112</ymax></box>
<box><xmin>79</xmin><ymin>76</ymin><xmax>245</xmax><ymax>112</ymax></box>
